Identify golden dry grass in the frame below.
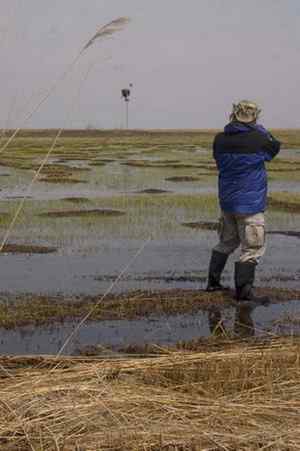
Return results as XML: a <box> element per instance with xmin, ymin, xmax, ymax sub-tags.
<box><xmin>0</xmin><ymin>337</ymin><xmax>300</xmax><ymax>450</ymax></box>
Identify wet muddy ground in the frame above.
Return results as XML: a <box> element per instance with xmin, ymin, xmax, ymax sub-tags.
<box><xmin>0</xmin><ymin>131</ymin><xmax>299</xmax><ymax>355</ymax></box>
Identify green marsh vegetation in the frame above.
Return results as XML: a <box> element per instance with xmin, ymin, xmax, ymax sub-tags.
<box><xmin>0</xmin><ymin>192</ymin><xmax>219</xmax><ymax>250</ymax></box>
<box><xmin>0</xmin><ymin>130</ymin><xmax>299</xmax><ymax>253</ymax></box>
<box><xmin>0</xmin><ymin>287</ymin><xmax>299</xmax><ymax>329</ymax></box>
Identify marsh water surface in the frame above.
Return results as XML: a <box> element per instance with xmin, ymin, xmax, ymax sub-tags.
<box><xmin>0</xmin><ymin>132</ymin><xmax>299</xmax><ymax>354</ymax></box>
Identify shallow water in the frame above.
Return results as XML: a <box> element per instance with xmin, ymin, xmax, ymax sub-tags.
<box><xmin>0</xmin><ymin>235</ymin><xmax>299</xmax><ymax>295</ymax></box>
<box><xmin>0</xmin><ymin>300</ymin><xmax>300</xmax><ymax>355</ymax></box>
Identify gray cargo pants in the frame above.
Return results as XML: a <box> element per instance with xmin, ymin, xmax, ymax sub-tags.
<box><xmin>214</xmin><ymin>211</ymin><xmax>266</xmax><ymax>265</ymax></box>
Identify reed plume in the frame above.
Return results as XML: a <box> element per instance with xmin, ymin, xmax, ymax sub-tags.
<box><xmin>83</xmin><ymin>17</ymin><xmax>130</xmax><ymax>51</ymax></box>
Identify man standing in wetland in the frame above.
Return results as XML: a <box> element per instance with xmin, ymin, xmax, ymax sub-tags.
<box><xmin>206</xmin><ymin>100</ymin><xmax>281</xmax><ymax>301</ymax></box>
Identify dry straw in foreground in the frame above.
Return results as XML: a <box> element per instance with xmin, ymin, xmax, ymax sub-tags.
<box><xmin>0</xmin><ymin>337</ymin><xmax>299</xmax><ymax>450</ymax></box>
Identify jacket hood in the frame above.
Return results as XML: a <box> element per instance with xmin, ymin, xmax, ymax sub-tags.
<box><xmin>224</xmin><ymin>122</ymin><xmax>267</xmax><ymax>135</ymax></box>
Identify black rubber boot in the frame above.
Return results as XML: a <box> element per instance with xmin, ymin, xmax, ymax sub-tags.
<box><xmin>206</xmin><ymin>251</ymin><xmax>229</xmax><ymax>292</ymax></box>
<box><xmin>235</xmin><ymin>262</ymin><xmax>269</xmax><ymax>304</ymax></box>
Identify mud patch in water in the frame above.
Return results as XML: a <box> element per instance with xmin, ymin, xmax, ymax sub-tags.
<box><xmin>166</xmin><ymin>176</ymin><xmax>202</xmax><ymax>182</ymax></box>
<box><xmin>122</xmin><ymin>160</ymin><xmax>202</xmax><ymax>169</ymax></box>
<box><xmin>182</xmin><ymin>221</ymin><xmax>218</xmax><ymax>231</ymax></box>
<box><xmin>56</xmin><ymin>158</ymin><xmax>88</xmax><ymax>163</ymax></box>
<box><xmin>89</xmin><ymin>161</ymin><xmax>107</xmax><ymax>166</ymax></box>
<box><xmin>95</xmin><ymin>273</ymin><xmax>207</xmax><ymax>283</ymax></box>
<box><xmin>93</xmin><ymin>158</ymin><xmax>116</xmax><ymax>163</ymax></box>
<box><xmin>198</xmin><ymin>171</ymin><xmax>216</xmax><ymax>176</ymax></box>
<box><xmin>122</xmin><ymin>159</ymin><xmax>181</xmax><ymax>167</ymax></box>
<box><xmin>122</xmin><ymin>160</ymin><xmax>150</xmax><ymax>167</ymax></box>
<box><xmin>62</xmin><ymin>197</ymin><xmax>91</xmax><ymax>204</ymax></box>
<box><xmin>38</xmin><ymin>177</ymin><xmax>88</xmax><ymax>184</ymax></box>
<box><xmin>136</xmin><ymin>189</ymin><xmax>172</xmax><ymax>194</ymax></box>
<box><xmin>39</xmin><ymin>209</ymin><xmax>126</xmax><ymax>218</ymax></box>
<box><xmin>0</xmin><ymin>243</ymin><xmax>57</xmax><ymax>254</ymax></box>
<box><xmin>6</xmin><ymin>196</ymin><xmax>32</xmax><ymax>200</ymax></box>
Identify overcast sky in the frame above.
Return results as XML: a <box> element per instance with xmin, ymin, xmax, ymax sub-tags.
<box><xmin>0</xmin><ymin>0</ymin><xmax>299</xmax><ymax>129</ymax></box>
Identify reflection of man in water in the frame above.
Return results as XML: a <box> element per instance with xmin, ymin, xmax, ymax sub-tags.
<box><xmin>208</xmin><ymin>304</ymin><xmax>255</xmax><ymax>338</ymax></box>
<box><xmin>234</xmin><ymin>304</ymin><xmax>255</xmax><ymax>338</ymax></box>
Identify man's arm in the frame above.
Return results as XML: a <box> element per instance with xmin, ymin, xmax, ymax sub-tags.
<box><xmin>212</xmin><ymin>135</ymin><xmax>218</xmax><ymax>161</ymax></box>
<box><xmin>254</xmin><ymin>124</ymin><xmax>281</xmax><ymax>161</ymax></box>
<box><xmin>262</xmin><ymin>133</ymin><xmax>281</xmax><ymax>162</ymax></box>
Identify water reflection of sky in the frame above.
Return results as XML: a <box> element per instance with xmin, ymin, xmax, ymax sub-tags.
<box><xmin>0</xmin><ymin>234</ymin><xmax>299</xmax><ymax>295</ymax></box>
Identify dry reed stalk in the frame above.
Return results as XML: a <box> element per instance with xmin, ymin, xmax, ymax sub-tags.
<box><xmin>0</xmin><ymin>338</ymin><xmax>299</xmax><ymax>450</ymax></box>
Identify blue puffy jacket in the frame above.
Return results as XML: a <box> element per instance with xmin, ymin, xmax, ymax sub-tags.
<box><xmin>213</xmin><ymin>122</ymin><xmax>281</xmax><ymax>215</ymax></box>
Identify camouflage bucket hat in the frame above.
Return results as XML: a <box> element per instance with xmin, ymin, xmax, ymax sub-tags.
<box><xmin>230</xmin><ymin>100</ymin><xmax>261</xmax><ymax>123</ymax></box>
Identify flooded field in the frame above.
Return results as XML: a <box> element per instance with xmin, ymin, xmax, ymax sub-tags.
<box><xmin>0</xmin><ymin>129</ymin><xmax>299</xmax><ymax>354</ymax></box>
